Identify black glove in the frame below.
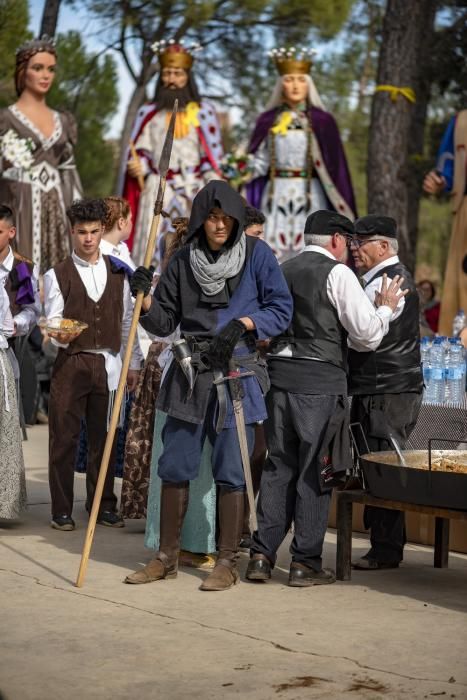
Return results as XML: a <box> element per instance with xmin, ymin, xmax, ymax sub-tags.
<box><xmin>208</xmin><ymin>319</ymin><xmax>247</xmax><ymax>370</ymax></box>
<box><xmin>129</xmin><ymin>266</ymin><xmax>154</xmax><ymax>298</ymax></box>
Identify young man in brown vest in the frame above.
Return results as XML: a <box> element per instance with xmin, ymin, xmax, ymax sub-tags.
<box><xmin>44</xmin><ymin>199</ymin><xmax>143</xmax><ymax>531</ymax></box>
<box><xmin>0</xmin><ymin>204</ymin><xmax>41</xmax><ymax>377</ymax></box>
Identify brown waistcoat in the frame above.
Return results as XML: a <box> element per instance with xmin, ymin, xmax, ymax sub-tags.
<box><xmin>53</xmin><ymin>255</ymin><xmax>124</xmax><ymax>354</ymax></box>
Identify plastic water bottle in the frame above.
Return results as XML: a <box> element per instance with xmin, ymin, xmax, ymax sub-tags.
<box><xmin>445</xmin><ymin>339</ymin><xmax>466</xmax><ymax>405</ymax></box>
<box><xmin>428</xmin><ymin>337</ymin><xmax>445</xmax><ymax>404</ymax></box>
<box><xmin>420</xmin><ymin>337</ymin><xmax>431</xmax><ymax>401</ymax></box>
<box><xmin>444</xmin><ymin>338</ymin><xmax>452</xmax><ymax>403</ymax></box>
<box><xmin>452</xmin><ymin>309</ymin><xmax>466</xmax><ymax>337</ymax></box>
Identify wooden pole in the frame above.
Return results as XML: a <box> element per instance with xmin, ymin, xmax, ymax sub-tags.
<box><xmin>75</xmin><ymin>101</ymin><xmax>178</xmax><ymax>588</ymax></box>
<box><xmin>129</xmin><ymin>140</ymin><xmax>145</xmax><ymax>192</ymax></box>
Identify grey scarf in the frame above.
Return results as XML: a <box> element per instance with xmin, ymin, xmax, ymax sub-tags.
<box><xmin>189</xmin><ymin>233</ymin><xmax>246</xmax><ymax>296</ymax></box>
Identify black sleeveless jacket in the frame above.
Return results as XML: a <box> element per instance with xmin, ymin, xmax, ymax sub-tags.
<box><xmin>270</xmin><ymin>251</ymin><xmax>348</xmax><ymax>370</ymax></box>
<box><xmin>348</xmin><ymin>261</ymin><xmax>422</xmax><ymax>395</ymax></box>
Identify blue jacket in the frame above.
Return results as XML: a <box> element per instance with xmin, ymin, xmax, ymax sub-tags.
<box><xmin>140</xmin><ymin>236</ymin><xmax>293</xmax><ymax>426</ymax></box>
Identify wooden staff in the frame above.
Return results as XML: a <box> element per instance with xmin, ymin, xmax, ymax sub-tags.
<box><xmin>129</xmin><ymin>140</ymin><xmax>145</xmax><ymax>191</ymax></box>
<box><xmin>75</xmin><ymin>101</ymin><xmax>178</xmax><ymax>588</ymax></box>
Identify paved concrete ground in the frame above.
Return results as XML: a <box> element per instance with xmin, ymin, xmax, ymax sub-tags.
<box><xmin>1</xmin><ymin>424</ymin><xmax>467</xmax><ymax>700</ymax></box>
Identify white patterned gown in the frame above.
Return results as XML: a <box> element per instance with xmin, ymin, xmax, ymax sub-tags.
<box><xmin>0</xmin><ymin>284</ymin><xmax>26</xmax><ymax>519</ymax></box>
<box><xmin>251</xmin><ymin>113</ymin><xmax>328</xmax><ymax>262</ymax></box>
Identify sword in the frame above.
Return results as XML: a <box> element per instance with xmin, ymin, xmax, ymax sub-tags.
<box><xmin>75</xmin><ymin>101</ymin><xmax>178</xmax><ymax>589</ymax></box>
<box><xmin>217</xmin><ymin>359</ymin><xmax>258</xmax><ymax>531</ymax></box>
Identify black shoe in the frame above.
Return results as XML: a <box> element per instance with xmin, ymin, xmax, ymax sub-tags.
<box><xmin>51</xmin><ymin>515</ymin><xmax>75</xmax><ymax>531</ymax></box>
<box><xmin>246</xmin><ymin>554</ymin><xmax>272</xmax><ymax>581</ymax></box>
<box><xmin>288</xmin><ymin>562</ymin><xmax>336</xmax><ymax>587</ymax></box>
<box><xmin>352</xmin><ymin>556</ymin><xmax>399</xmax><ymax>570</ymax></box>
<box><xmin>96</xmin><ymin>511</ymin><xmax>125</xmax><ymax>528</ymax></box>
<box><xmin>239</xmin><ymin>535</ymin><xmax>252</xmax><ymax>551</ymax></box>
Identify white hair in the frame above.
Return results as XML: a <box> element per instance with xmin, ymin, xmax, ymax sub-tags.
<box><xmin>264</xmin><ymin>74</ymin><xmax>326</xmax><ymax>111</ymax></box>
<box><xmin>304</xmin><ymin>233</ymin><xmax>332</xmax><ymax>247</ymax></box>
<box><xmin>377</xmin><ymin>236</ymin><xmax>399</xmax><ymax>254</ymax></box>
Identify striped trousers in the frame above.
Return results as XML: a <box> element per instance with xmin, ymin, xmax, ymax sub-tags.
<box><xmin>251</xmin><ymin>388</ymin><xmax>337</xmax><ymax>571</ymax></box>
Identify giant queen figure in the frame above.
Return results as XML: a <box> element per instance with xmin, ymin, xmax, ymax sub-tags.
<box><xmin>247</xmin><ymin>47</ymin><xmax>357</xmax><ymax>261</ymax></box>
<box><xmin>121</xmin><ymin>40</ymin><xmax>224</xmax><ymax>266</ymax></box>
<box><xmin>0</xmin><ymin>36</ymin><xmax>82</xmax><ymax>273</ymax></box>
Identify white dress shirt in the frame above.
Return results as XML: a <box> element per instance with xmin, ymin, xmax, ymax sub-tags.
<box><xmin>361</xmin><ymin>255</ymin><xmax>405</xmax><ymax>321</ymax></box>
<box><xmin>0</xmin><ymin>246</ymin><xmax>41</xmax><ymax>335</ymax></box>
<box><xmin>0</xmin><ymin>282</ymin><xmax>15</xmax><ymax>349</ymax></box>
<box><xmin>43</xmin><ymin>251</ymin><xmax>144</xmax><ymax>391</ymax></box>
<box><xmin>99</xmin><ymin>238</ymin><xmax>136</xmax><ymax>271</ymax></box>
<box><xmin>0</xmin><ymin>282</ymin><xmax>15</xmax><ymax>410</ymax></box>
<box><xmin>286</xmin><ymin>245</ymin><xmax>393</xmax><ymax>354</ymax></box>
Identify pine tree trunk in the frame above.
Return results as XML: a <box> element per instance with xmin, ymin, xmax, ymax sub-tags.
<box><xmin>407</xmin><ymin>3</ymin><xmax>437</xmax><ymax>269</ymax></box>
<box><xmin>367</xmin><ymin>0</ymin><xmax>436</xmax><ymax>272</ymax></box>
<box><xmin>39</xmin><ymin>0</ymin><xmax>62</xmax><ymax>37</ymax></box>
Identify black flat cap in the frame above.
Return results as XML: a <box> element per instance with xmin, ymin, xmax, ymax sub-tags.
<box><xmin>304</xmin><ymin>210</ymin><xmax>354</xmax><ymax>236</ymax></box>
<box><xmin>355</xmin><ymin>215</ymin><xmax>397</xmax><ymax>238</ymax></box>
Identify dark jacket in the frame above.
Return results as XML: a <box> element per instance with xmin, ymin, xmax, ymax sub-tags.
<box><xmin>348</xmin><ymin>261</ymin><xmax>423</xmax><ymax>395</ymax></box>
<box><xmin>140</xmin><ymin>181</ymin><xmax>293</xmax><ymax>425</ymax></box>
<box><xmin>269</xmin><ymin>251</ymin><xmax>347</xmax><ymax>370</ymax></box>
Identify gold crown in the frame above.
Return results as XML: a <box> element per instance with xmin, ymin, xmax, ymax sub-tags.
<box><xmin>269</xmin><ymin>47</ymin><xmax>315</xmax><ymax>76</ymax></box>
<box><xmin>151</xmin><ymin>39</ymin><xmax>202</xmax><ymax>71</ymax></box>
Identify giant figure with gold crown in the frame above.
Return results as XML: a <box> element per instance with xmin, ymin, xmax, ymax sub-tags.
<box><xmin>246</xmin><ymin>47</ymin><xmax>357</xmax><ymax>261</ymax></box>
<box><xmin>121</xmin><ymin>40</ymin><xmax>224</xmax><ymax>266</ymax></box>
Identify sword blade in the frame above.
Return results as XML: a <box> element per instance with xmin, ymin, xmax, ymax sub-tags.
<box><xmin>232</xmin><ymin>396</ymin><xmax>258</xmax><ymax>532</ymax></box>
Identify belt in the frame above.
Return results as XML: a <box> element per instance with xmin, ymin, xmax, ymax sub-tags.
<box><xmin>184</xmin><ymin>335</ymin><xmax>257</xmax><ymax>373</ymax></box>
<box><xmin>276</xmin><ymin>169</ymin><xmax>313</xmax><ymax>178</ymax></box>
<box><xmin>183</xmin><ymin>334</ymin><xmax>259</xmax><ymax>432</ymax></box>
<box><xmin>3</xmin><ymin>161</ymin><xmax>61</xmax><ymax>193</ymax></box>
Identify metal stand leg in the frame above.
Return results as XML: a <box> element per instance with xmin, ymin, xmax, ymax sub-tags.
<box><xmin>336</xmin><ymin>493</ymin><xmax>353</xmax><ymax>581</ymax></box>
<box><xmin>434</xmin><ymin>517</ymin><xmax>449</xmax><ymax>568</ymax></box>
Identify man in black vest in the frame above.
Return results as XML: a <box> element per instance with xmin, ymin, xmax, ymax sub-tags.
<box><xmin>348</xmin><ymin>215</ymin><xmax>423</xmax><ymax>570</ymax></box>
<box><xmin>246</xmin><ymin>210</ymin><xmax>407</xmax><ymax>586</ymax></box>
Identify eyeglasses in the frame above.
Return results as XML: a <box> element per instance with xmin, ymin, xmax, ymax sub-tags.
<box><xmin>348</xmin><ymin>237</ymin><xmax>383</xmax><ymax>250</ymax></box>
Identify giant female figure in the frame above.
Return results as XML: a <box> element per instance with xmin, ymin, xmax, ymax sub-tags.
<box><xmin>247</xmin><ymin>48</ymin><xmax>357</xmax><ymax>261</ymax></box>
<box><xmin>0</xmin><ymin>37</ymin><xmax>82</xmax><ymax>273</ymax></box>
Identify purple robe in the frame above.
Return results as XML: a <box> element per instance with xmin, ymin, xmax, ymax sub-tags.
<box><xmin>246</xmin><ymin>106</ymin><xmax>357</xmax><ymax>217</ymax></box>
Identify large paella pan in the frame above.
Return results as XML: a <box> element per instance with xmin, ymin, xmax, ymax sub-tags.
<box><xmin>359</xmin><ymin>448</ymin><xmax>467</xmax><ymax>511</ymax></box>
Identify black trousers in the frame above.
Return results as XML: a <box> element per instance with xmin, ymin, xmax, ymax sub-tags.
<box><xmin>350</xmin><ymin>392</ymin><xmax>422</xmax><ymax>564</ymax></box>
<box><xmin>251</xmin><ymin>388</ymin><xmax>338</xmax><ymax>571</ymax></box>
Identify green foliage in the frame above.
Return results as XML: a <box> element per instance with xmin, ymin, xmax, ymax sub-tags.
<box><xmin>47</xmin><ymin>31</ymin><xmax>119</xmax><ymax>197</ymax></box>
<box><xmin>308</xmin><ymin>0</ymin><xmax>465</xmax><ymax>283</ymax></box>
<box><xmin>272</xmin><ymin>0</ymin><xmax>353</xmax><ymax>40</ymax></box>
<box><xmin>75</xmin><ymin>0</ymin><xmax>355</xmax><ymax>123</ymax></box>
<box><xmin>0</xmin><ymin>0</ymin><xmax>31</xmax><ymax>107</ymax></box>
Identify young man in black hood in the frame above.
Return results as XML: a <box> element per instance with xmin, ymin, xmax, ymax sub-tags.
<box><xmin>125</xmin><ymin>180</ymin><xmax>293</xmax><ymax>591</ymax></box>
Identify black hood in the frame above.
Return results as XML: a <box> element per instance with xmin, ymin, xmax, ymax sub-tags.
<box><xmin>186</xmin><ymin>180</ymin><xmax>246</xmax><ymax>248</ymax></box>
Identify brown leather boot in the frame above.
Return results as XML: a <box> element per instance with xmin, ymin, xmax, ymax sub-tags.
<box><xmin>124</xmin><ymin>481</ymin><xmax>189</xmax><ymax>584</ymax></box>
<box><xmin>200</xmin><ymin>488</ymin><xmax>244</xmax><ymax>591</ymax></box>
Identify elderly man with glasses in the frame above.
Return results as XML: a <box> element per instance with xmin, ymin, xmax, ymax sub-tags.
<box><xmin>348</xmin><ymin>215</ymin><xmax>423</xmax><ymax>571</ymax></box>
<box><xmin>246</xmin><ymin>210</ymin><xmax>407</xmax><ymax>587</ymax></box>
